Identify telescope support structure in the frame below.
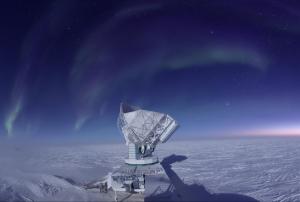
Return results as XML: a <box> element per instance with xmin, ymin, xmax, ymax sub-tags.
<box><xmin>125</xmin><ymin>143</ymin><xmax>158</xmax><ymax>165</ymax></box>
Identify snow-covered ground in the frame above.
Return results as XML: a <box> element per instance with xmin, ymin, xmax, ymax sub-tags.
<box><xmin>1</xmin><ymin>137</ymin><xmax>300</xmax><ymax>201</ymax></box>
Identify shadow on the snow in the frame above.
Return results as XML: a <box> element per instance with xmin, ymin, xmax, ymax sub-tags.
<box><xmin>146</xmin><ymin>154</ymin><xmax>260</xmax><ymax>202</ymax></box>
<box><xmin>54</xmin><ymin>175</ymin><xmax>79</xmax><ymax>186</ymax></box>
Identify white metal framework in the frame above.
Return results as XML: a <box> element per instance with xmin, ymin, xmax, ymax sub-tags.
<box><xmin>118</xmin><ymin>103</ymin><xmax>178</xmax><ymax>165</ymax></box>
<box><xmin>88</xmin><ymin>103</ymin><xmax>179</xmax><ymax>196</ymax></box>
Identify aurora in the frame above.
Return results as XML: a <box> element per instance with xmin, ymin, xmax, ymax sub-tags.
<box><xmin>1</xmin><ymin>0</ymin><xmax>300</xmax><ymax>139</ymax></box>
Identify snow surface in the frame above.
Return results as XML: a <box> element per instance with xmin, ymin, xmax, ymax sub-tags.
<box><xmin>0</xmin><ymin>137</ymin><xmax>300</xmax><ymax>201</ymax></box>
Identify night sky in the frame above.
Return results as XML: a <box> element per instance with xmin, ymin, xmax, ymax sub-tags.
<box><xmin>1</xmin><ymin>0</ymin><xmax>300</xmax><ymax>141</ymax></box>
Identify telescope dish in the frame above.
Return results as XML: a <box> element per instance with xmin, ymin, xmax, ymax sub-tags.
<box><xmin>118</xmin><ymin>103</ymin><xmax>178</xmax><ymax>165</ymax></box>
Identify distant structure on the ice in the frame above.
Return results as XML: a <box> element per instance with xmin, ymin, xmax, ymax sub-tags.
<box><xmin>118</xmin><ymin>103</ymin><xmax>179</xmax><ymax>165</ymax></box>
<box><xmin>91</xmin><ymin>103</ymin><xmax>178</xmax><ymax>200</ymax></box>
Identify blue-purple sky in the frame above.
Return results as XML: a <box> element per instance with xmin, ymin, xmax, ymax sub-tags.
<box><xmin>1</xmin><ymin>0</ymin><xmax>300</xmax><ymax>141</ymax></box>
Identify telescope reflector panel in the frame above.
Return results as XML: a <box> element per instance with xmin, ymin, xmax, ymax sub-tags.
<box><xmin>118</xmin><ymin>103</ymin><xmax>178</xmax><ymax>146</ymax></box>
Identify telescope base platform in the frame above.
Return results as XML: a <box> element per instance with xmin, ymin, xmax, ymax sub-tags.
<box><xmin>125</xmin><ymin>156</ymin><xmax>158</xmax><ymax>165</ymax></box>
